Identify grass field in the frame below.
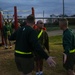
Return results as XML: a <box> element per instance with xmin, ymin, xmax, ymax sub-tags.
<box><xmin>47</xmin><ymin>25</ymin><xmax>75</xmax><ymax>31</ymax></box>
<box><xmin>0</xmin><ymin>35</ymin><xmax>67</xmax><ymax>75</ymax></box>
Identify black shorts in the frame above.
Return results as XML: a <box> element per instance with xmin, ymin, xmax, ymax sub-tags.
<box><xmin>15</xmin><ymin>56</ymin><xmax>34</xmax><ymax>74</ymax></box>
<box><xmin>63</xmin><ymin>53</ymin><xmax>75</xmax><ymax>70</ymax></box>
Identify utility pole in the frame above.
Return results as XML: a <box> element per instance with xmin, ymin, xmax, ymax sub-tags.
<box><xmin>43</xmin><ymin>10</ymin><xmax>44</xmax><ymax>23</ymax></box>
<box><xmin>7</xmin><ymin>11</ymin><xmax>9</xmax><ymax>21</ymax></box>
<box><xmin>63</xmin><ymin>0</ymin><xmax>65</xmax><ymax>18</ymax></box>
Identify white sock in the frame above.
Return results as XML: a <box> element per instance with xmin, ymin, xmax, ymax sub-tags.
<box><xmin>36</xmin><ymin>72</ymin><xmax>40</xmax><ymax>75</ymax></box>
<box><xmin>39</xmin><ymin>71</ymin><xmax>43</xmax><ymax>74</ymax></box>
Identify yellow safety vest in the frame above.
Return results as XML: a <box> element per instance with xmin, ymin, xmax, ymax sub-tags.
<box><xmin>70</xmin><ymin>49</ymin><xmax>75</xmax><ymax>53</ymax></box>
<box><xmin>38</xmin><ymin>29</ymin><xmax>43</xmax><ymax>38</ymax></box>
<box><xmin>15</xmin><ymin>50</ymin><xmax>32</xmax><ymax>54</ymax></box>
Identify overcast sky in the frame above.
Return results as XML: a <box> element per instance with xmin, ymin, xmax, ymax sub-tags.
<box><xmin>0</xmin><ymin>0</ymin><xmax>75</xmax><ymax>17</ymax></box>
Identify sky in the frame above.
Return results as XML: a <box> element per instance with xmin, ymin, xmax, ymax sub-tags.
<box><xmin>0</xmin><ymin>0</ymin><xmax>75</xmax><ymax>18</ymax></box>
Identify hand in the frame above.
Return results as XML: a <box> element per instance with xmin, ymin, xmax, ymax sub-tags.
<box><xmin>46</xmin><ymin>56</ymin><xmax>56</xmax><ymax>67</ymax></box>
<box><xmin>63</xmin><ymin>53</ymin><xmax>67</xmax><ymax>64</ymax></box>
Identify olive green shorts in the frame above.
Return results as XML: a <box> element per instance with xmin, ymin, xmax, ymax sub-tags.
<box><xmin>15</xmin><ymin>56</ymin><xmax>34</xmax><ymax>74</ymax></box>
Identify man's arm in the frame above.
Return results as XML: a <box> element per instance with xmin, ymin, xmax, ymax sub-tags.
<box><xmin>29</xmin><ymin>30</ymin><xmax>56</xmax><ymax>67</ymax></box>
<box><xmin>29</xmin><ymin>30</ymin><xmax>49</xmax><ymax>59</ymax></box>
<box><xmin>44</xmin><ymin>31</ymin><xmax>50</xmax><ymax>53</ymax></box>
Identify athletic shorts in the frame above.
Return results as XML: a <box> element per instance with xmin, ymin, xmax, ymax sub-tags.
<box><xmin>63</xmin><ymin>53</ymin><xmax>75</xmax><ymax>70</ymax></box>
<box><xmin>15</xmin><ymin>56</ymin><xmax>34</xmax><ymax>74</ymax></box>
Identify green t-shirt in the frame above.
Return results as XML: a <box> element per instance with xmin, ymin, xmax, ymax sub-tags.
<box><xmin>63</xmin><ymin>29</ymin><xmax>75</xmax><ymax>54</ymax></box>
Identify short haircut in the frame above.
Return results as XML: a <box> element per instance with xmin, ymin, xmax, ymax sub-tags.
<box><xmin>27</xmin><ymin>15</ymin><xmax>35</xmax><ymax>24</ymax></box>
<box><xmin>59</xmin><ymin>18</ymin><xmax>68</xmax><ymax>26</ymax></box>
<box><xmin>37</xmin><ymin>20</ymin><xmax>43</xmax><ymax>24</ymax></box>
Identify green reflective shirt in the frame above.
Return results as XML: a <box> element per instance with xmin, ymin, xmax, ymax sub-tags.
<box><xmin>3</xmin><ymin>24</ymin><xmax>12</xmax><ymax>36</ymax></box>
<box><xmin>63</xmin><ymin>29</ymin><xmax>75</xmax><ymax>54</ymax></box>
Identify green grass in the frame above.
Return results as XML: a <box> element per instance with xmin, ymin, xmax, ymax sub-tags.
<box><xmin>48</xmin><ymin>35</ymin><xmax>66</xmax><ymax>75</ymax></box>
<box><xmin>49</xmin><ymin>35</ymin><xmax>62</xmax><ymax>44</ymax></box>
<box><xmin>0</xmin><ymin>35</ymin><xmax>67</xmax><ymax>75</ymax></box>
<box><xmin>47</xmin><ymin>26</ymin><xmax>60</xmax><ymax>31</ymax></box>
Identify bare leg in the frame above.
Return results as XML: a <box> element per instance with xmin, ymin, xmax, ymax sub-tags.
<box><xmin>4</xmin><ymin>37</ymin><xmax>8</xmax><ymax>49</ymax></box>
<box><xmin>8</xmin><ymin>35</ymin><xmax>12</xmax><ymax>48</ymax></box>
<box><xmin>39</xmin><ymin>59</ymin><xmax>43</xmax><ymax>71</ymax></box>
<box><xmin>36</xmin><ymin>60</ymin><xmax>39</xmax><ymax>72</ymax></box>
<box><xmin>4</xmin><ymin>38</ymin><xmax>8</xmax><ymax>46</ymax></box>
<box><xmin>9</xmin><ymin>40</ymin><xmax>12</xmax><ymax>48</ymax></box>
<box><xmin>9</xmin><ymin>41</ymin><xmax>11</xmax><ymax>46</ymax></box>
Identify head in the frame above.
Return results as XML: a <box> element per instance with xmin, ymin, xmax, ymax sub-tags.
<box><xmin>26</xmin><ymin>15</ymin><xmax>35</xmax><ymax>27</ymax></box>
<box><xmin>36</xmin><ymin>20</ymin><xmax>44</xmax><ymax>29</ymax></box>
<box><xmin>59</xmin><ymin>18</ymin><xmax>68</xmax><ymax>30</ymax></box>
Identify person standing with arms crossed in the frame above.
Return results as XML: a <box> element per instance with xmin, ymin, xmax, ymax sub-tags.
<box><xmin>59</xmin><ymin>18</ymin><xmax>75</xmax><ymax>75</ymax></box>
<box><xmin>9</xmin><ymin>15</ymin><xmax>56</xmax><ymax>75</ymax></box>
<box><xmin>34</xmin><ymin>20</ymin><xmax>50</xmax><ymax>75</ymax></box>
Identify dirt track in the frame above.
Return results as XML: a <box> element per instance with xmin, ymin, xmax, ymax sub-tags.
<box><xmin>47</xmin><ymin>30</ymin><xmax>63</xmax><ymax>36</ymax></box>
<box><xmin>47</xmin><ymin>29</ymin><xmax>75</xmax><ymax>36</ymax></box>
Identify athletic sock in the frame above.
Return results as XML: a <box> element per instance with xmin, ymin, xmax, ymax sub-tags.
<box><xmin>36</xmin><ymin>72</ymin><xmax>40</xmax><ymax>75</ymax></box>
<box><xmin>39</xmin><ymin>71</ymin><xmax>43</xmax><ymax>75</ymax></box>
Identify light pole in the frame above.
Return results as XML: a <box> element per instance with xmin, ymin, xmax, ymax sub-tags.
<box><xmin>63</xmin><ymin>0</ymin><xmax>65</xmax><ymax>18</ymax></box>
<box><xmin>7</xmin><ymin>12</ymin><xmax>9</xmax><ymax>20</ymax></box>
<box><xmin>43</xmin><ymin>10</ymin><xmax>44</xmax><ymax>23</ymax></box>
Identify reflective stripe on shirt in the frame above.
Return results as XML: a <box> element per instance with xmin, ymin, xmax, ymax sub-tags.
<box><xmin>38</xmin><ymin>29</ymin><xmax>43</xmax><ymax>38</ymax></box>
<box><xmin>70</xmin><ymin>49</ymin><xmax>75</xmax><ymax>53</ymax></box>
<box><xmin>15</xmin><ymin>50</ymin><xmax>32</xmax><ymax>54</ymax></box>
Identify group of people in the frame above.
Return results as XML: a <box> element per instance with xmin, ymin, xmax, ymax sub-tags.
<box><xmin>1</xmin><ymin>20</ymin><xmax>21</xmax><ymax>49</ymax></box>
<box><xmin>2</xmin><ymin>14</ymin><xmax>75</xmax><ymax>75</ymax></box>
<box><xmin>9</xmin><ymin>15</ymin><xmax>56</xmax><ymax>75</ymax></box>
